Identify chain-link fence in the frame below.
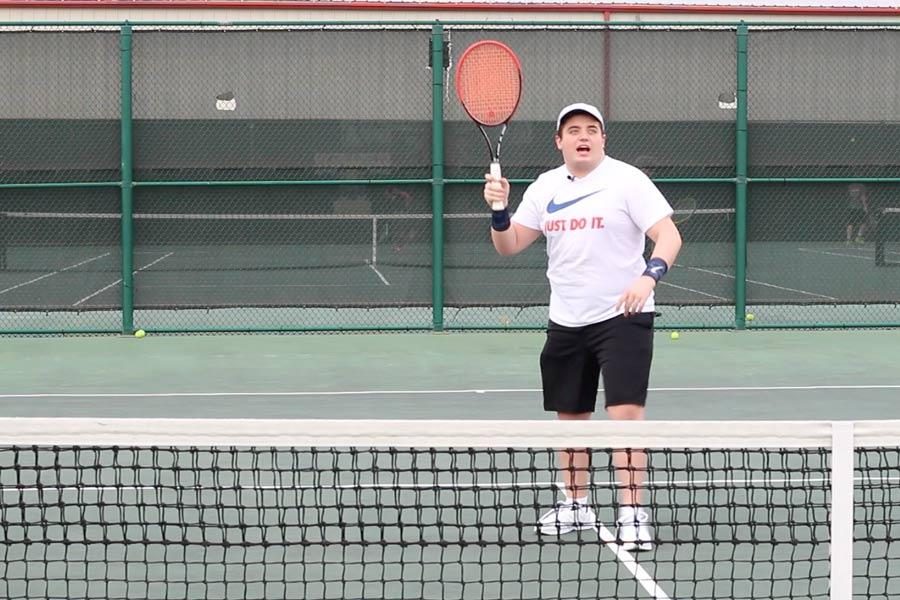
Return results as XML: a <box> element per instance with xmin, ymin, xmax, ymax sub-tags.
<box><xmin>0</xmin><ymin>22</ymin><xmax>898</xmax><ymax>333</ymax></box>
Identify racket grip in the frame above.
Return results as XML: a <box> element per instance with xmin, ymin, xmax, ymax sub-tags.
<box><xmin>489</xmin><ymin>161</ymin><xmax>504</xmax><ymax>211</ymax></box>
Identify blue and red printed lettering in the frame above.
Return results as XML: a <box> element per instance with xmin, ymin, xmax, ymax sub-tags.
<box><xmin>543</xmin><ymin>216</ymin><xmax>604</xmax><ymax>234</ymax></box>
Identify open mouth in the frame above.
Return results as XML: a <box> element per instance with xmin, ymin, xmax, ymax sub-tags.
<box><xmin>576</xmin><ymin>145</ymin><xmax>591</xmax><ymax>154</ymax></box>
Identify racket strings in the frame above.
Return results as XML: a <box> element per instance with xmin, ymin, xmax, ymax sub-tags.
<box><xmin>456</xmin><ymin>43</ymin><xmax>522</xmax><ymax>127</ymax></box>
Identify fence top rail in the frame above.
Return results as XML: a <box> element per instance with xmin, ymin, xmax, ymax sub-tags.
<box><xmin>1</xmin><ymin>20</ymin><xmax>900</xmax><ymax>28</ymax></box>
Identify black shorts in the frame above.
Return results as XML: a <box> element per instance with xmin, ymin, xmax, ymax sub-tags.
<box><xmin>539</xmin><ymin>313</ymin><xmax>654</xmax><ymax>413</ymax></box>
<box><xmin>847</xmin><ymin>207</ymin><xmax>868</xmax><ymax>226</ymax></box>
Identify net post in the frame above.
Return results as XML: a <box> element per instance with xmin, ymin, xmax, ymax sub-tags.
<box><xmin>830</xmin><ymin>421</ymin><xmax>855</xmax><ymax>600</ymax></box>
<box><xmin>874</xmin><ymin>208</ymin><xmax>885</xmax><ymax>266</ymax></box>
<box><xmin>734</xmin><ymin>22</ymin><xmax>748</xmax><ymax>330</ymax></box>
<box><xmin>0</xmin><ymin>211</ymin><xmax>6</xmax><ymax>270</ymax></box>
<box><xmin>119</xmin><ymin>22</ymin><xmax>135</xmax><ymax>334</ymax></box>
<box><xmin>371</xmin><ymin>216</ymin><xmax>378</xmax><ymax>265</ymax></box>
<box><xmin>430</xmin><ymin>22</ymin><xmax>446</xmax><ymax>332</ymax></box>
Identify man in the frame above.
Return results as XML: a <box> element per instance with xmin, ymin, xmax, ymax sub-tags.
<box><xmin>846</xmin><ymin>183</ymin><xmax>870</xmax><ymax>245</ymax></box>
<box><xmin>484</xmin><ymin>103</ymin><xmax>682</xmax><ymax>551</ymax></box>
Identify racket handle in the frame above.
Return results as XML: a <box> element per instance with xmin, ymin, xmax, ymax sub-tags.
<box><xmin>489</xmin><ymin>161</ymin><xmax>504</xmax><ymax>211</ymax></box>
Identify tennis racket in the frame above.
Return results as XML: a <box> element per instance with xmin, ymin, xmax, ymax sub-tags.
<box><xmin>671</xmin><ymin>196</ymin><xmax>698</xmax><ymax>225</ymax></box>
<box><xmin>455</xmin><ymin>40</ymin><xmax>523</xmax><ymax>210</ymax></box>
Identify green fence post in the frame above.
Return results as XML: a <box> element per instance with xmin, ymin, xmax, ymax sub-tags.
<box><xmin>431</xmin><ymin>22</ymin><xmax>446</xmax><ymax>332</ymax></box>
<box><xmin>119</xmin><ymin>23</ymin><xmax>135</xmax><ymax>334</ymax></box>
<box><xmin>735</xmin><ymin>23</ymin><xmax>749</xmax><ymax>329</ymax></box>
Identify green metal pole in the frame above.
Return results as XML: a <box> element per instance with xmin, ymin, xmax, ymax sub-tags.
<box><xmin>120</xmin><ymin>23</ymin><xmax>135</xmax><ymax>334</ymax></box>
<box><xmin>735</xmin><ymin>23</ymin><xmax>749</xmax><ymax>329</ymax></box>
<box><xmin>430</xmin><ymin>23</ymin><xmax>446</xmax><ymax>332</ymax></box>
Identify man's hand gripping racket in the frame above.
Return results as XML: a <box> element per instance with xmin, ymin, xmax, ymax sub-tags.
<box><xmin>455</xmin><ymin>40</ymin><xmax>522</xmax><ymax>211</ymax></box>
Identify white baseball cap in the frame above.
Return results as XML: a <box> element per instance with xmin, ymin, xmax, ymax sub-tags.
<box><xmin>556</xmin><ymin>103</ymin><xmax>605</xmax><ymax>131</ymax></box>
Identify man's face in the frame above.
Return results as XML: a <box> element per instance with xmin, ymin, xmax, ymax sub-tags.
<box><xmin>555</xmin><ymin>113</ymin><xmax>606</xmax><ymax>175</ymax></box>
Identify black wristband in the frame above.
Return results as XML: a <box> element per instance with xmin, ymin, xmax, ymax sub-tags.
<box><xmin>642</xmin><ymin>257</ymin><xmax>669</xmax><ymax>282</ymax></box>
<box><xmin>491</xmin><ymin>208</ymin><xmax>511</xmax><ymax>232</ymax></box>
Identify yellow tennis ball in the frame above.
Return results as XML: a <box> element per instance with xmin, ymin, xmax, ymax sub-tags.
<box><xmin>746</xmin><ymin>313</ymin><xmax>755</xmax><ymax>322</ymax></box>
<box><xmin>134</xmin><ymin>329</ymin><xmax>146</xmax><ymax>338</ymax></box>
<box><xmin>670</xmin><ymin>331</ymin><xmax>680</xmax><ymax>340</ymax></box>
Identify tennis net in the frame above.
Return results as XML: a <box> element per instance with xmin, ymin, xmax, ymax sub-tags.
<box><xmin>874</xmin><ymin>208</ymin><xmax>900</xmax><ymax>267</ymax></box>
<box><xmin>0</xmin><ymin>208</ymin><xmax>732</xmax><ymax>312</ymax></box>
<box><xmin>0</xmin><ymin>418</ymin><xmax>896</xmax><ymax>600</ymax></box>
<box><xmin>0</xmin><ymin>208</ymin><xmax>729</xmax><ymax>273</ymax></box>
<box><xmin>0</xmin><ymin>210</ymin><xmax>469</xmax><ymax>272</ymax></box>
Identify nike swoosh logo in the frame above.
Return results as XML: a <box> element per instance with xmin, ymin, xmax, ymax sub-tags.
<box><xmin>546</xmin><ymin>189</ymin><xmax>605</xmax><ymax>214</ymax></box>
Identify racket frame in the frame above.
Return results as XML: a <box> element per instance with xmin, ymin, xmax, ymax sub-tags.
<box><xmin>455</xmin><ymin>40</ymin><xmax>522</xmax><ymax>210</ymax></box>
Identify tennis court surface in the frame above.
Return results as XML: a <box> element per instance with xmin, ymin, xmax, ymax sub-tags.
<box><xmin>1</xmin><ymin>206</ymin><xmax>898</xmax><ymax>332</ymax></box>
<box><xmin>0</xmin><ymin>330</ymin><xmax>898</xmax><ymax>599</ymax></box>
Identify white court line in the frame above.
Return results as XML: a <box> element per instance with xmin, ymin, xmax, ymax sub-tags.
<box><xmin>366</xmin><ymin>261</ymin><xmax>391</xmax><ymax>286</ymax></box>
<box><xmin>659</xmin><ymin>280</ymin><xmax>728</xmax><ymax>301</ymax></box>
<box><xmin>6</xmin><ymin>473</ymin><xmax>899</xmax><ymax>494</ymax></box>
<box><xmin>677</xmin><ymin>264</ymin><xmax>837</xmax><ymax>300</ymax></box>
<box><xmin>811</xmin><ymin>246</ymin><xmax>900</xmax><ymax>259</ymax></box>
<box><xmin>798</xmin><ymin>248</ymin><xmax>872</xmax><ymax>261</ymax></box>
<box><xmin>833</xmin><ymin>245</ymin><xmax>900</xmax><ymax>258</ymax></box>
<box><xmin>596</xmin><ymin>522</ymin><xmax>672</xmax><ymax>600</ymax></box>
<box><xmin>141</xmin><ymin>283</ymin><xmax>377</xmax><ymax>289</ymax></box>
<box><xmin>1</xmin><ymin>384</ymin><xmax>898</xmax><ymax>400</ymax></box>
<box><xmin>73</xmin><ymin>253</ymin><xmax>174</xmax><ymax>306</ymax></box>
<box><xmin>5</xmin><ymin>475</ymin><xmax>881</xmax><ymax>493</ymax></box>
<box><xmin>0</xmin><ymin>253</ymin><xmax>110</xmax><ymax>295</ymax></box>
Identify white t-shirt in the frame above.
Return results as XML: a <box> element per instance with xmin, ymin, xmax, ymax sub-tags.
<box><xmin>512</xmin><ymin>156</ymin><xmax>673</xmax><ymax>327</ymax></box>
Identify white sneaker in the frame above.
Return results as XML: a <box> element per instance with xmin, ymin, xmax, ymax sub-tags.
<box><xmin>616</xmin><ymin>508</ymin><xmax>653</xmax><ymax>551</ymax></box>
<box><xmin>536</xmin><ymin>501</ymin><xmax>597</xmax><ymax>535</ymax></box>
